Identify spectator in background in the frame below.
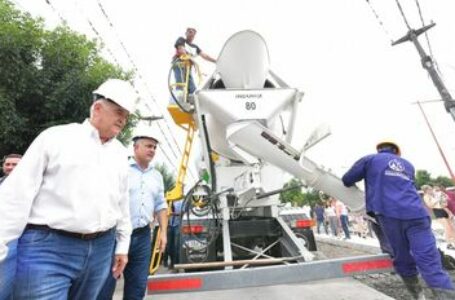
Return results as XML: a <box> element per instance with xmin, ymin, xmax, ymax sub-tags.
<box><xmin>0</xmin><ymin>154</ymin><xmax>22</xmax><ymax>185</ymax></box>
<box><xmin>0</xmin><ymin>153</ymin><xmax>22</xmax><ymax>299</ymax></box>
<box><xmin>422</xmin><ymin>185</ymin><xmax>455</xmax><ymax>250</ymax></box>
<box><xmin>325</xmin><ymin>199</ymin><xmax>338</xmax><ymax>237</ymax></box>
<box><xmin>442</xmin><ymin>186</ymin><xmax>455</xmax><ymax>216</ymax></box>
<box><xmin>314</xmin><ymin>202</ymin><xmax>328</xmax><ymax>235</ymax></box>
<box><xmin>334</xmin><ymin>199</ymin><xmax>351</xmax><ymax>240</ymax></box>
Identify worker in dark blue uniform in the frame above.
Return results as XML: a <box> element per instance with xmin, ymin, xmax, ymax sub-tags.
<box><xmin>342</xmin><ymin>141</ymin><xmax>455</xmax><ymax>300</ymax></box>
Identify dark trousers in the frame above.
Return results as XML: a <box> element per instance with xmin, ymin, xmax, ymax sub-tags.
<box><xmin>98</xmin><ymin>226</ymin><xmax>152</xmax><ymax>300</ymax></box>
<box><xmin>340</xmin><ymin>215</ymin><xmax>351</xmax><ymax>239</ymax></box>
<box><xmin>377</xmin><ymin>215</ymin><xmax>454</xmax><ymax>290</ymax></box>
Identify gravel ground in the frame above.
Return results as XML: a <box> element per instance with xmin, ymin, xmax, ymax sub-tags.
<box><xmin>317</xmin><ymin>240</ymin><xmax>455</xmax><ymax>300</ymax></box>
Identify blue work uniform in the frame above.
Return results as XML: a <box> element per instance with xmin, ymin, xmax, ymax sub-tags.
<box><xmin>342</xmin><ymin>149</ymin><xmax>454</xmax><ymax>290</ymax></box>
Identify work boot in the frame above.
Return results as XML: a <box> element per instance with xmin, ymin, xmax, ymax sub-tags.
<box><xmin>402</xmin><ymin>276</ymin><xmax>426</xmax><ymax>300</ymax></box>
<box><xmin>431</xmin><ymin>288</ymin><xmax>455</xmax><ymax>300</ymax></box>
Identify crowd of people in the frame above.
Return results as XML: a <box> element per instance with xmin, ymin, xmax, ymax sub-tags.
<box><xmin>313</xmin><ymin>198</ymin><xmax>351</xmax><ymax>239</ymax></box>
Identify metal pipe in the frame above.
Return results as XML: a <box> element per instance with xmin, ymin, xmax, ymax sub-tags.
<box><xmin>416</xmin><ymin>101</ymin><xmax>455</xmax><ymax>184</ymax></box>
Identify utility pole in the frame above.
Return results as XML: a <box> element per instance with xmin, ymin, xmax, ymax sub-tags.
<box><xmin>393</xmin><ymin>23</ymin><xmax>455</xmax><ymax>122</ymax></box>
<box><xmin>414</xmin><ymin>100</ymin><xmax>455</xmax><ymax>184</ymax></box>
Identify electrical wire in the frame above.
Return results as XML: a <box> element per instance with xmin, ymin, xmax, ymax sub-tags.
<box><xmin>364</xmin><ymin>0</ymin><xmax>393</xmax><ymax>43</ymax></box>
<box><xmin>44</xmin><ymin>0</ymin><xmax>66</xmax><ymax>25</ymax></box>
<box><xmin>95</xmin><ymin>0</ymin><xmax>199</xmax><ymax>180</ymax></box>
<box><xmin>40</xmin><ymin>0</ymin><xmax>182</xmax><ymax>172</ymax></box>
<box><xmin>413</xmin><ymin>0</ymin><xmax>443</xmax><ymax>76</ymax></box>
<box><xmin>95</xmin><ymin>0</ymin><xmax>185</xmax><ymax>159</ymax></box>
<box><xmin>394</xmin><ymin>0</ymin><xmax>412</xmax><ymax>30</ymax></box>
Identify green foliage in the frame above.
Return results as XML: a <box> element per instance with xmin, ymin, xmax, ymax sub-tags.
<box><xmin>280</xmin><ymin>178</ymin><xmax>320</xmax><ymax>207</ymax></box>
<box><xmin>432</xmin><ymin>176</ymin><xmax>454</xmax><ymax>188</ymax></box>
<box><xmin>154</xmin><ymin>163</ymin><xmax>176</xmax><ymax>193</ymax></box>
<box><xmin>415</xmin><ymin>169</ymin><xmax>453</xmax><ymax>189</ymax></box>
<box><xmin>0</xmin><ymin>0</ymin><xmax>134</xmax><ymax>155</ymax></box>
<box><xmin>280</xmin><ymin>178</ymin><xmax>303</xmax><ymax>205</ymax></box>
<box><xmin>415</xmin><ymin>170</ymin><xmax>432</xmax><ymax>189</ymax></box>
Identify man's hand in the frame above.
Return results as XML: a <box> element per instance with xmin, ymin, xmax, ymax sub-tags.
<box><xmin>158</xmin><ymin>232</ymin><xmax>167</xmax><ymax>254</ymax></box>
<box><xmin>112</xmin><ymin>254</ymin><xmax>128</xmax><ymax>279</ymax></box>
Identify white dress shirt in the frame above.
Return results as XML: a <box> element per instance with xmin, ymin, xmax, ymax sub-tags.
<box><xmin>0</xmin><ymin>120</ymin><xmax>132</xmax><ymax>261</ymax></box>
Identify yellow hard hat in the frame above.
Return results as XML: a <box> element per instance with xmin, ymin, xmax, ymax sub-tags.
<box><xmin>376</xmin><ymin>141</ymin><xmax>401</xmax><ymax>155</ymax></box>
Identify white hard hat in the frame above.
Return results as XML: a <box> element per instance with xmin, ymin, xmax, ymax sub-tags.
<box><xmin>132</xmin><ymin>128</ymin><xmax>160</xmax><ymax>144</ymax></box>
<box><xmin>93</xmin><ymin>79</ymin><xmax>137</xmax><ymax>113</ymax></box>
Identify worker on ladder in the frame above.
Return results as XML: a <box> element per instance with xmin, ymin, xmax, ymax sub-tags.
<box><xmin>172</xmin><ymin>27</ymin><xmax>216</xmax><ymax>96</ymax></box>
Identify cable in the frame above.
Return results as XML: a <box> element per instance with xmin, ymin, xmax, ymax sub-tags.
<box><xmin>95</xmin><ymin>0</ymin><xmax>185</xmax><ymax>160</ymax></box>
<box><xmin>394</xmin><ymin>0</ymin><xmax>412</xmax><ymax>30</ymax></box>
<box><xmin>365</xmin><ymin>0</ymin><xmax>393</xmax><ymax>44</ymax></box>
<box><xmin>413</xmin><ymin>0</ymin><xmax>443</xmax><ymax>77</ymax></box>
<box><xmin>44</xmin><ymin>0</ymin><xmax>66</xmax><ymax>25</ymax></box>
<box><xmin>42</xmin><ymin>0</ymin><xmax>180</xmax><ymax>173</ymax></box>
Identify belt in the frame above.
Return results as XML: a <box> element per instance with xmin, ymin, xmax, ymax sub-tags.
<box><xmin>25</xmin><ymin>224</ymin><xmax>113</xmax><ymax>240</ymax></box>
<box><xmin>132</xmin><ymin>224</ymin><xmax>150</xmax><ymax>235</ymax></box>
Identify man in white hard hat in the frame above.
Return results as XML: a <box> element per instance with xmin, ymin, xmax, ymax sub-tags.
<box><xmin>0</xmin><ymin>78</ymin><xmax>136</xmax><ymax>298</ymax></box>
<box><xmin>99</xmin><ymin>130</ymin><xmax>168</xmax><ymax>299</ymax></box>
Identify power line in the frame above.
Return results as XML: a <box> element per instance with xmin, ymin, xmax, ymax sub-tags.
<box><xmin>365</xmin><ymin>0</ymin><xmax>393</xmax><ymax>43</ymax></box>
<box><xmin>43</xmin><ymin>0</ymin><xmax>66</xmax><ymax>25</ymax></box>
<box><xmin>95</xmin><ymin>0</ymin><xmax>184</xmax><ymax>160</ymax></box>
<box><xmin>40</xmin><ymin>0</ymin><xmax>181</xmax><ymax>172</ymax></box>
<box><xmin>94</xmin><ymin>0</ymin><xmax>198</xmax><ymax>180</ymax></box>
<box><xmin>413</xmin><ymin>0</ymin><xmax>443</xmax><ymax>77</ymax></box>
<box><xmin>394</xmin><ymin>0</ymin><xmax>412</xmax><ymax>30</ymax></box>
<box><xmin>71</xmin><ymin>0</ymin><xmax>180</xmax><ymax>167</ymax></box>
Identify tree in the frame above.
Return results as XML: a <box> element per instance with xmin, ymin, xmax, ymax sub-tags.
<box><xmin>154</xmin><ymin>163</ymin><xmax>176</xmax><ymax>193</ymax></box>
<box><xmin>432</xmin><ymin>176</ymin><xmax>453</xmax><ymax>188</ymax></box>
<box><xmin>302</xmin><ymin>188</ymin><xmax>321</xmax><ymax>208</ymax></box>
<box><xmin>0</xmin><ymin>0</ymin><xmax>135</xmax><ymax>157</ymax></box>
<box><xmin>279</xmin><ymin>178</ymin><xmax>304</xmax><ymax>206</ymax></box>
<box><xmin>279</xmin><ymin>178</ymin><xmax>322</xmax><ymax>207</ymax></box>
<box><xmin>415</xmin><ymin>170</ymin><xmax>432</xmax><ymax>189</ymax></box>
<box><xmin>415</xmin><ymin>169</ymin><xmax>453</xmax><ymax>189</ymax></box>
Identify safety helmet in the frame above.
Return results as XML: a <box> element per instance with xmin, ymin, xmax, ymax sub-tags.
<box><xmin>186</xmin><ymin>27</ymin><xmax>197</xmax><ymax>33</ymax></box>
<box><xmin>376</xmin><ymin>141</ymin><xmax>401</xmax><ymax>156</ymax></box>
<box><xmin>132</xmin><ymin>128</ymin><xmax>160</xmax><ymax>144</ymax></box>
<box><xmin>93</xmin><ymin>79</ymin><xmax>137</xmax><ymax>113</ymax></box>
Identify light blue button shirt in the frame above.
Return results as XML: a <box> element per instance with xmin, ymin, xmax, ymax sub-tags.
<box><xmin>128</xmin><ymin>159</ymin><xmax>168</xmax><ymax>230</ymax></box>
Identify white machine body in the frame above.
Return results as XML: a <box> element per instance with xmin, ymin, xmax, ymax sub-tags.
<box><xmin>194</xmin><ymin>30</ymin><xmax>364</xmax><ymax>213</ymax></box>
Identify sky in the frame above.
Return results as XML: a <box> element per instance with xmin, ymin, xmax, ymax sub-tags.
<box><xmin>11</xmin><ymin>0</ymin><xmax>455</xmax><ymax>181</ymax></box>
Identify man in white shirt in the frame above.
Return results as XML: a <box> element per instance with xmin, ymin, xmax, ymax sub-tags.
<box><xmin>99</xmin><ymin>131</ymin><xmax>168</xmax><ymax>299</ymax></box>
<box><xmin>0</xmin><ymin>79</ymin><xmax>135</xmax><ymax>299</ymax></box>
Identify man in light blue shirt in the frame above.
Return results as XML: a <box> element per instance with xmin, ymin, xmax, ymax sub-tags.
<box><xmin>99</xmin><ymin>132</ymin><xmax>168</xmax><ymax>300</ymax></box>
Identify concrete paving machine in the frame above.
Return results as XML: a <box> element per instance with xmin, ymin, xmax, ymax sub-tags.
<box><xmin>148</xmin><ymin>30</ymin><xmax>392</xmax><ymax>294</ymax></box>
